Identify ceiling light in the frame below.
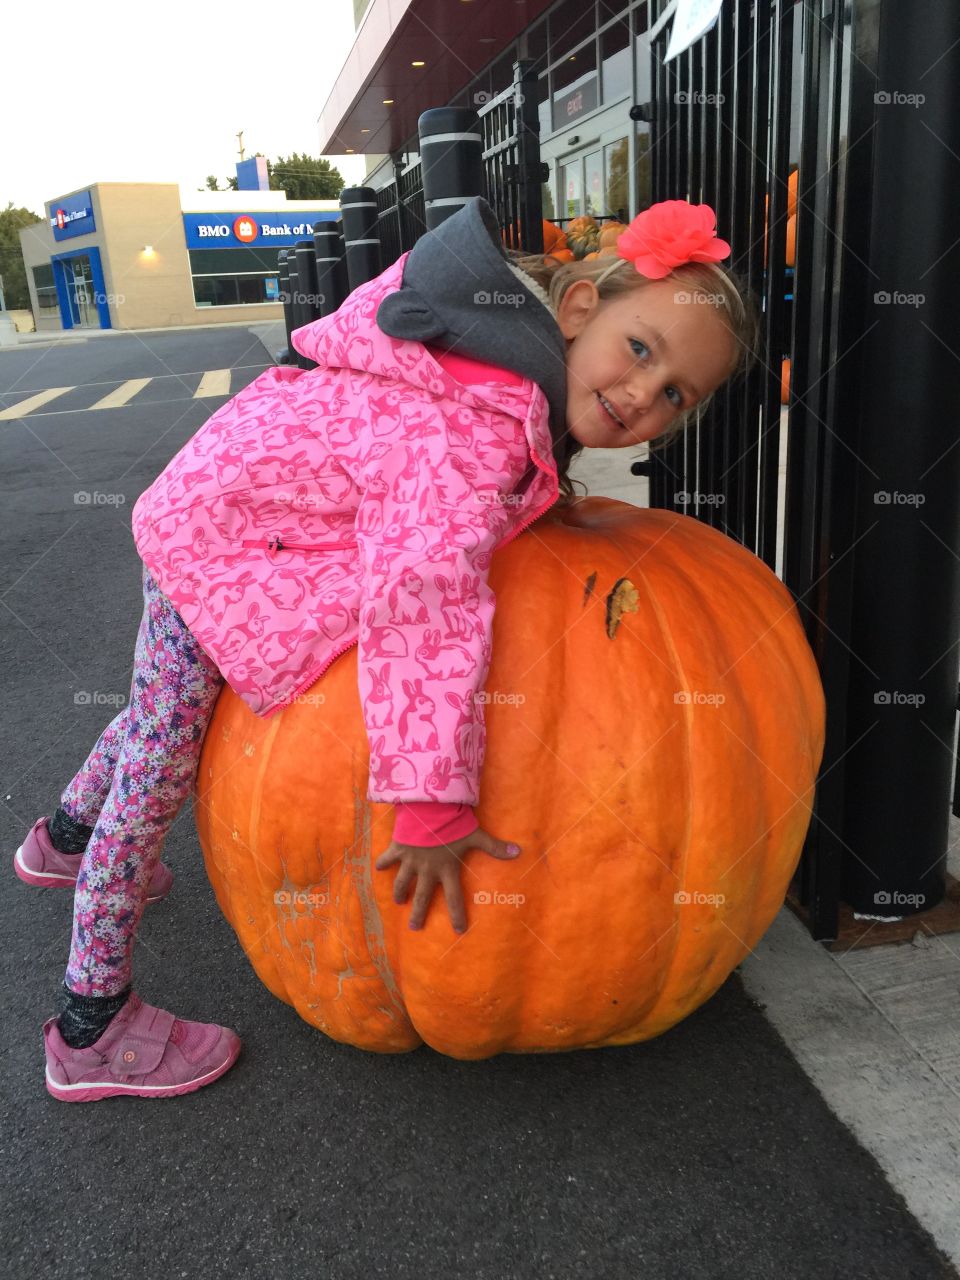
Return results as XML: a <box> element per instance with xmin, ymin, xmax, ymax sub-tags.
<box><xmin>383</xmin><ymin>99</ymin><xmax>394</xmax><ymax>104</ymax></box>
<box><xmin>412</xmin><ymin>60</ymin><xmax>425</xmax><ymax>66</ymax></box>
<box><xmin>361</xmin><ymin>128</ymin><xmax>370</xmax><ymax>133</ymax></box>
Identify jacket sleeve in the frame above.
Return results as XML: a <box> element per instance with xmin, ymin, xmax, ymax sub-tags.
<box><xmin>393</xmin><ymin>801</ymin><xmax>480</xmax><ymax>847</ymax></box>
<box><xmin>352</xmin><ymin>410</ymin><xmax>504</xmax><ymax>814</ymax></box>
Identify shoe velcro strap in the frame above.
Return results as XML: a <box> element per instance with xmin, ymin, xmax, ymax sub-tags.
<box><xmin>106</xmin><ymin>1009</ymin><xmax>176</xmax><ymax>1077</ymax></box>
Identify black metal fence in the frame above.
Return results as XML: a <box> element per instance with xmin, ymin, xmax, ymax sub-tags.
<box><xmin>278</xmin><ymin>4</ymin><xmax>960</xmax><ymax>944</ymax></box>
<box><xmin>641</xmin><ymin>0</ymin><xmax>960</xmax><ymax>941</ymax></box>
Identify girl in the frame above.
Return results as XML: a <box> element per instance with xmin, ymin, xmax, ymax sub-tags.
<box><xmin>14</xmin><ymin>196</ymin><xmax>759</xmax><ymax>1102</ymax></box>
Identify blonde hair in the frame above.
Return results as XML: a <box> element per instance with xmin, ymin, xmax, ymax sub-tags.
<box><xmin>506</xmin><ymin>248</ymin><xmax>763</xmax><ymax>504</ymax></box>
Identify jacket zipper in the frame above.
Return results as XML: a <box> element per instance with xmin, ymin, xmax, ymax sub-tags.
<box><xmin>240</xmin><ymin>535</ymin><xmax>357</xmax><ymax>555</ymax></box>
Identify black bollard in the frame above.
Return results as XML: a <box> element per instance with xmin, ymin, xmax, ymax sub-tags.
<box><xmin>418</xmin><ymin>107</ymin><xmax>483</xmax><ymax>231</ymax></box>
<box><xmin>313</xmin><ymin>218</ymin><xmax>347</xmax><ymax>318</ymax></box>
<box><xmin>292</xmin><ymin>241</ymin><xmax>319</xmax><ymax>370</ymax></box>
<box><xmin>339</xmin><ymin>186</ymin><xmax>382</xmax><ymax>290</ymax></box>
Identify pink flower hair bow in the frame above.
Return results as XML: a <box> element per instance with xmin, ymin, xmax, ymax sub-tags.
<box><xmin>614</xmin><ymin>200</ymin><xmax>732</xmax><ymax>279</ymax></box>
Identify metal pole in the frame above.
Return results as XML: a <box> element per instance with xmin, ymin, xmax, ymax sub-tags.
<box><xmin>840</xmin><ymin>0</ymin><xmax>960</xmax><ymax>916</ymax></box>
<box><xmin>339</xmin><ymin>186</ymin><xmax>382</xmax><ymax>290</ymax></box>
<box><xmin>418</xmin><ymin>107</ymin><xmax>483</xmax><ymax>231</ymax></box>
<box><xmin>277</xmin><ymin>249</ymin><xmax>293</xmax><ymax>364</ymax></box>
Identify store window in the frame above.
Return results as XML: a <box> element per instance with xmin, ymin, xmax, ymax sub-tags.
<box><xmin>541</xmin><ymin>157</ymin><xmax>557</xmax><ymax>222</ymax></box>
<box><xmin>604</xmin><ymin>137</ymin><xmax>630</xmax><ymax>221</ymax></box>
<box><xmin>635</xmin><ymin>2</ymin><xmax>653</xmax><ymax>104</ymax></box>
<box><xmin>31</xmin><ymin>263</ymin><xmax>59</xmax><ymax>318</ymax></box>
<box><xmin>189</xmin><ymin>248</ymin><xmax>281</xmax><ymax>308</ymax></box>
<box><xmin>549</xmin><ymin>0</ymin><xmax>595</xmax><ymax>63</ymax></box>
<box><xmin>490</xmin><ymin>46</ymin><xmax>518</xmax><ymax>99</ymax></box>
<box><xmin>524</xmin><ymin>20</ymin><xmax>548</xmax><ymax>75</ymax></box>
<box><xmin>537</xmin><ymin>72</ymin><xmax>551</xmax><ymax>141</ymax></box>
<box><xmin>601</xmin><ymin>17</ymin><xmax>631</xmax><ymax>103</ymax></box>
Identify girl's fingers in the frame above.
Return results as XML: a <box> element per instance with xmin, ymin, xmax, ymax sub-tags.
<box><xmin>392</xmin><ymin>865</ymin><xmax>414</xmax><ymax>904</ymax></box>
<box><xmin>440</xmin><ymin>869</ymin><xmax>468</xmax><ymax>934</ymax></box>
<box><xmin>408</xmin><ymin>875</ymin><xmax>435</xmax><ymax>930</ymax></box>
<box><xmin>477</xmin><ymin>831</ymin><xmax>522</xmax><ymax>860</ymax></box>
<box><xmin>375</xmin><ymin>844</ymin><xmax>401</xmax><ymax>870</ymax></box>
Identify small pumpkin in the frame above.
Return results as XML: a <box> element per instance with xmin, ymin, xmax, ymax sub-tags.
<box><xmin>545</xmin><ymin>247</ymin><xmax>575</xmax><ymax>265</ymax></box>
<box><xmin>781</xmin><ymin>356</ymin><xmax>791</xmax><ymax>404</ymax></box>
<box><xmin>197</xmin><ymin>497</ymin><xmax>825</xmax><ymax>1060</ymax></box>
<box><xmin>599</xmin><ymin>220</ymin><xmax>627</xmax><ymax>247</ymax></box>
<box><xmin>565</xmin><ymin>215</ymin><xmax>600</xmax><ymax>258</ymax></box>
<box><xmin>502</xmin><ymin>218</ymin><xmax>569</xmax><ymax>255</ymax></box>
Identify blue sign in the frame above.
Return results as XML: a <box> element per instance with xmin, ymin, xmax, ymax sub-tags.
<box><xmin>48</xmin><ymin>190</ymin><xmax>96</xmax><ymax>241</ymax></box>
<box><xmin>182</xmin><ymin>211</ymin><xmax>338</xmax><ymax>249</ymax></box>
<box><xmin>264</xmin><ymin>277</ymin><xmax>280</xmax><ymax>300</ymax></box>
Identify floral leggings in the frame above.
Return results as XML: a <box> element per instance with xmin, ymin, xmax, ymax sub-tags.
<box><xmin>60</xmin><ymin>563</ymin><xmax>224</xmax><ymax>997</ymax></box>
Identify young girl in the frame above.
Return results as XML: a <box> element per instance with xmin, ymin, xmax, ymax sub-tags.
<box><xmin>14</xmin><ymin>195</ymin><xmax>759</xmax><ymax>1102</ymax></box>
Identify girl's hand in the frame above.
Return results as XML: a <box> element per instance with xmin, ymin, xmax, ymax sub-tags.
<box><xmin>374</xmin><ymin>827</ymin><xmax>521</xmax><ymax>934</ymax></box>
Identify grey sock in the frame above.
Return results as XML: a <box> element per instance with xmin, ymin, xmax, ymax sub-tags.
<box><xmin>57</xmin><ymin>982</ymin><xmax>132</xmax><ymax>1049</ymax></box>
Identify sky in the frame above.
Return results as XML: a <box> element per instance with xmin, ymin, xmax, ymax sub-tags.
<box><xmin>3</xmin><ymin>0</ymin><xmax>370</xmax><ymax>217</ymax></box>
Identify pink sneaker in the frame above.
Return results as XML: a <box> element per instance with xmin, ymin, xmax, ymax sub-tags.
<box><xmin>14</xmin><ymin>817</ymin><xmax>173</xmax><ymax>904</ymax></box>
<box><xmin>43</xmin><ymin>991</ymin><xmax>242</xmax><ymax>1102</ymax></box>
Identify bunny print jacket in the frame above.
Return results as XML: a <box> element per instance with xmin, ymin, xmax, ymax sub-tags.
<box><xmin>130</xmin><ymin>251</ymin><xmax>561</xmax><ymax>831</ymax></box>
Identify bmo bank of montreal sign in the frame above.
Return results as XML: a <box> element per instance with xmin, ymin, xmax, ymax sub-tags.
<box><xmin>182</xmin><ymin>212</ymin><xmax>338</xmax><ymax>249</ymax></box>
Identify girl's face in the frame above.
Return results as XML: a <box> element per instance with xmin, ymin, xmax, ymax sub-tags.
<box><xmin>556</xmin><ymin>277</ymin><xmax>739</xmax><ymax>449</ymax></box>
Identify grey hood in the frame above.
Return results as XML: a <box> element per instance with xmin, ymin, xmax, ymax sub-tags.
<box><xmin>375</xmin><ymin>197</ymin><xmax>571</xmax><ymax>461</ymax></box>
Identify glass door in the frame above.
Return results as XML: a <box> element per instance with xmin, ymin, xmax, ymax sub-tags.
<box><xmin>68</xmin><ymin>256</ymin><xmax>97</xmax><ymax>327</ymax></box>
<box><xmin>560</xmin><ymin>159</ymin><xmax>583</xmax><ymax>218</ymax></box>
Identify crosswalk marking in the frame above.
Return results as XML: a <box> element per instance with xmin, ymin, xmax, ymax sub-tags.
<box><xmin>88</xmin><ymin>378</ymin><xmax>152</xmax><ymax>410</ymax></box>
<box><xmin>0</xmin><ymin>369</ymin><xmax>244</xmax><ymax>418</ymax></box>
<box><xmin>195</xmin><ymin>369</ymin><xmax>231</xmax><ymax>398</ymax></box>
<box><xmin>0</xmin><ymin>386</ymin><xmax>73</xmax><ymax>420</ymax></box>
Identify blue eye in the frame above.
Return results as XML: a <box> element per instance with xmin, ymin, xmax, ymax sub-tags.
<box><xmin>628</xmin><ymin>338</ymin><xmax>684</xmax><ymax>407</ymax></box>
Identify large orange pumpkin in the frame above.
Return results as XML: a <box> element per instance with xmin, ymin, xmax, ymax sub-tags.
<box><xmin>195</xmin><ymin>498</ymin><xmax>825</xmax><ymax>1060</ymax></box>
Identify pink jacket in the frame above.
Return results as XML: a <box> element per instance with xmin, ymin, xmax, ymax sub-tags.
<box><xmin>131</xmin><ymin>252</ymin><xmax>560</xmax><ymax>841</ymax></box>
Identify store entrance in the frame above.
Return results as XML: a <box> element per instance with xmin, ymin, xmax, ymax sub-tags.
<box><xmin>556</xmin><ymin>136</ymin><xmax>630</xmax><ymax>224</ymax></box>
<box><xmin>65</xmin><ymin>255</ymin><xmax>98</xmax><ymax>327</ymax></box>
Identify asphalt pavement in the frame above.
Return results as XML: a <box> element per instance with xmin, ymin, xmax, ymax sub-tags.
<box><xmin>1</xmin><ymin>326</ymin><xmax>956</xmax><ymax>1280</ymax></box>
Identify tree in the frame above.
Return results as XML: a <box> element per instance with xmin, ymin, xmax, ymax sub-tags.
<box><xmin>268</xmin><ymin>153</ymin><xmax>345</xmax><ymax>201</ymax></box>
<box><xmin>0</xmin><ymin>203</ymin><xmax>43</xmax><ymax>310</ymax></box>
<box><xmin>201</xmin><ymin>174</ymin><xmax>238</xmax><ymax>192</ymax></box>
